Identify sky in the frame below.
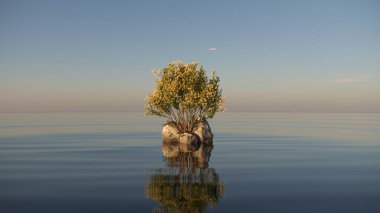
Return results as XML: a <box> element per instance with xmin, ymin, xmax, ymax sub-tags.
<box><xmin>1</xmin><ymin>0</ymin><xmax>379</xmax><ymax>112</ymax></box>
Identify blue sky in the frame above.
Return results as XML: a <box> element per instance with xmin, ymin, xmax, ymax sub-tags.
<box><xmin>1</xmin><ymin>0</ymin><xmax>379</xmax><ymax>112</ymax></box>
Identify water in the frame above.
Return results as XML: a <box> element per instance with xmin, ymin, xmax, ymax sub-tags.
<box><xmin>1</xmin><ymin>112</ymin><xmax>379</xmax><ymax>212</ymax></box>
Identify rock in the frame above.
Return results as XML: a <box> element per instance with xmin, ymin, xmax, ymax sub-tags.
<box><xmin>161</xmin><ymin>142</ymin><xmax>180</xmax><ymax>158</ymax></box>
<box><xmin>194</xmin><ymin>117</ymin><xmax>213</xmax><ymax>144</ymax></box>
<box><xmin>162</xmin><ymin>117</ymin><xmax>214</xmax><ymax>144</ymax></box>
<box><xmin>179</xmin><ymin>133</ymin><xmax>198</xmax><ymax>145</ymax></box>
<box><xmin>162</xmin><ymin>124</ymin><xmax>180</xmax><ymax>143</ymax></box>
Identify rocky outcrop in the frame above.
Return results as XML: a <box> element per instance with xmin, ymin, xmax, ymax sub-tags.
<box><xmin>179</xmin><ymin>133</ymin><xmax>198</xmax><ymax>144</ymax></box>
<box><xmin>194</xmin><ymin>117</ymin><xmax>213</xmax><ymax>143</ymax></box>
<box><xmin>162</xmin><ymin>124</ymin><xmax>181</xmax><ymax>143</ymax></box>
<box><xmin>162</xmin><ymin>117</ymin><xmax>213</xmax><ymax>144</ymax></box>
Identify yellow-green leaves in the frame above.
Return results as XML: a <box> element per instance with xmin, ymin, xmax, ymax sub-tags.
<box><xmin>145</xmin><ymin>60</ymin><xmax>225</xmax><ymax>133</ymax></box>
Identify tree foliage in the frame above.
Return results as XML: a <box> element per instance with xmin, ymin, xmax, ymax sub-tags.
<box><xmin>145</xmin><ymin>60</ymin><xmax>225</xmax><ymax>133</ymax></box>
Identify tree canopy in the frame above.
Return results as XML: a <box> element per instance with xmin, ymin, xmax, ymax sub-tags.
<box><xmin>145</xmin><ymin>60</ymin><xmax>225</xmax><ymax>133</ymax></box>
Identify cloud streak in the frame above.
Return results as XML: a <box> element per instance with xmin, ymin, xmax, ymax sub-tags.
<box><xmin>208</xmin><ymin>47</ymin><xmax>217</xmax><ymax>51</ymax></box>
<box><xmin>335</xmin><ymin>76</ymin><xmax>369</xmax><ymax>83</ymax></box>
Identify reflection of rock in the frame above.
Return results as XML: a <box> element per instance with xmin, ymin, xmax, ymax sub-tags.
<box><xmin>194</xmin><ymin>143</ymin><xmax>213</xmax><ymax>168</ymax></box>
<box><xmin>162</xmin><ymin>117</ymin><xmax>213</xmax><ymax>144</ymax></box>
<box><xmin>162</xmin><ymin>141</ymin><xmax>212</xmax><ymax>169</ymax></box>
<box><xmin>161</xmin><ymin>141</ymin><xmax>197</xmax><ymax>159</ymax></box>
<box><xmin>146</xmin><ymin>141</ymin><xmax>223</xmax><ymax>213</ymax></box>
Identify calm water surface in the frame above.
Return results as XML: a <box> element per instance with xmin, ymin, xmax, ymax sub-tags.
<box><xmin>1</xmin><ymin>113</ymin><xmax>379</xmax><ymax>212</ymax></box>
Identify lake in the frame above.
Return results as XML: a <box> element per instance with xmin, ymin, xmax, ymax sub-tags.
<box><xmin>1</xmin><ymin>112</ymin><xmax>379</xmax><ymax>212</ymax></box>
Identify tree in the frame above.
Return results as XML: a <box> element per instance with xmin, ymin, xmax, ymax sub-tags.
<box><xmin>145</xmin><ymin>60</ymin><xmax>225</xmax><ymax>134</ymax></box>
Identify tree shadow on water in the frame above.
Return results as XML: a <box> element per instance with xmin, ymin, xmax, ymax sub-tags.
<box><xmin>145</xmin><ymin>141</ymin><xmax>224</xmax><ymax>213</ymax></box>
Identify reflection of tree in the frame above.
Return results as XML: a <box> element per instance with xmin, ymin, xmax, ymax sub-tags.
<box><xmin>145</xmin><ymin>142</ymin><xmax>224</xmax><ymax>213</ymax></box>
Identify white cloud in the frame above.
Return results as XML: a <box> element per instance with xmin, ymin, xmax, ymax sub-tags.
<box><xmin>208</xmin><ymin>47</ymin><xmax>217</xmax><ymax>51</ymax></box>
<box><xmin>335</xmin><ymin>76</ymin><xmax>369</xmax><ymax>83</ymax></box>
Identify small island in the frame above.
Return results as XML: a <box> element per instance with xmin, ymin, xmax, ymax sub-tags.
<box><xmin>145</xmin><ymin>60</ymin><xmax>225</xmax><ymax>145</ymax></box>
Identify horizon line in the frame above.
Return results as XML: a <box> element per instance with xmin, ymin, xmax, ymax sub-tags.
<box><xmin>0</xmin><ymin>110</ymin><xmax>379</xmax><ymax>114</ymax></box>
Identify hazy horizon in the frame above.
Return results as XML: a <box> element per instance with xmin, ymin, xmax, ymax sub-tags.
<box><xmin>1</xmin><ymin>0</ymin><xmax>379</xmax><ymax>113</ymax></box>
